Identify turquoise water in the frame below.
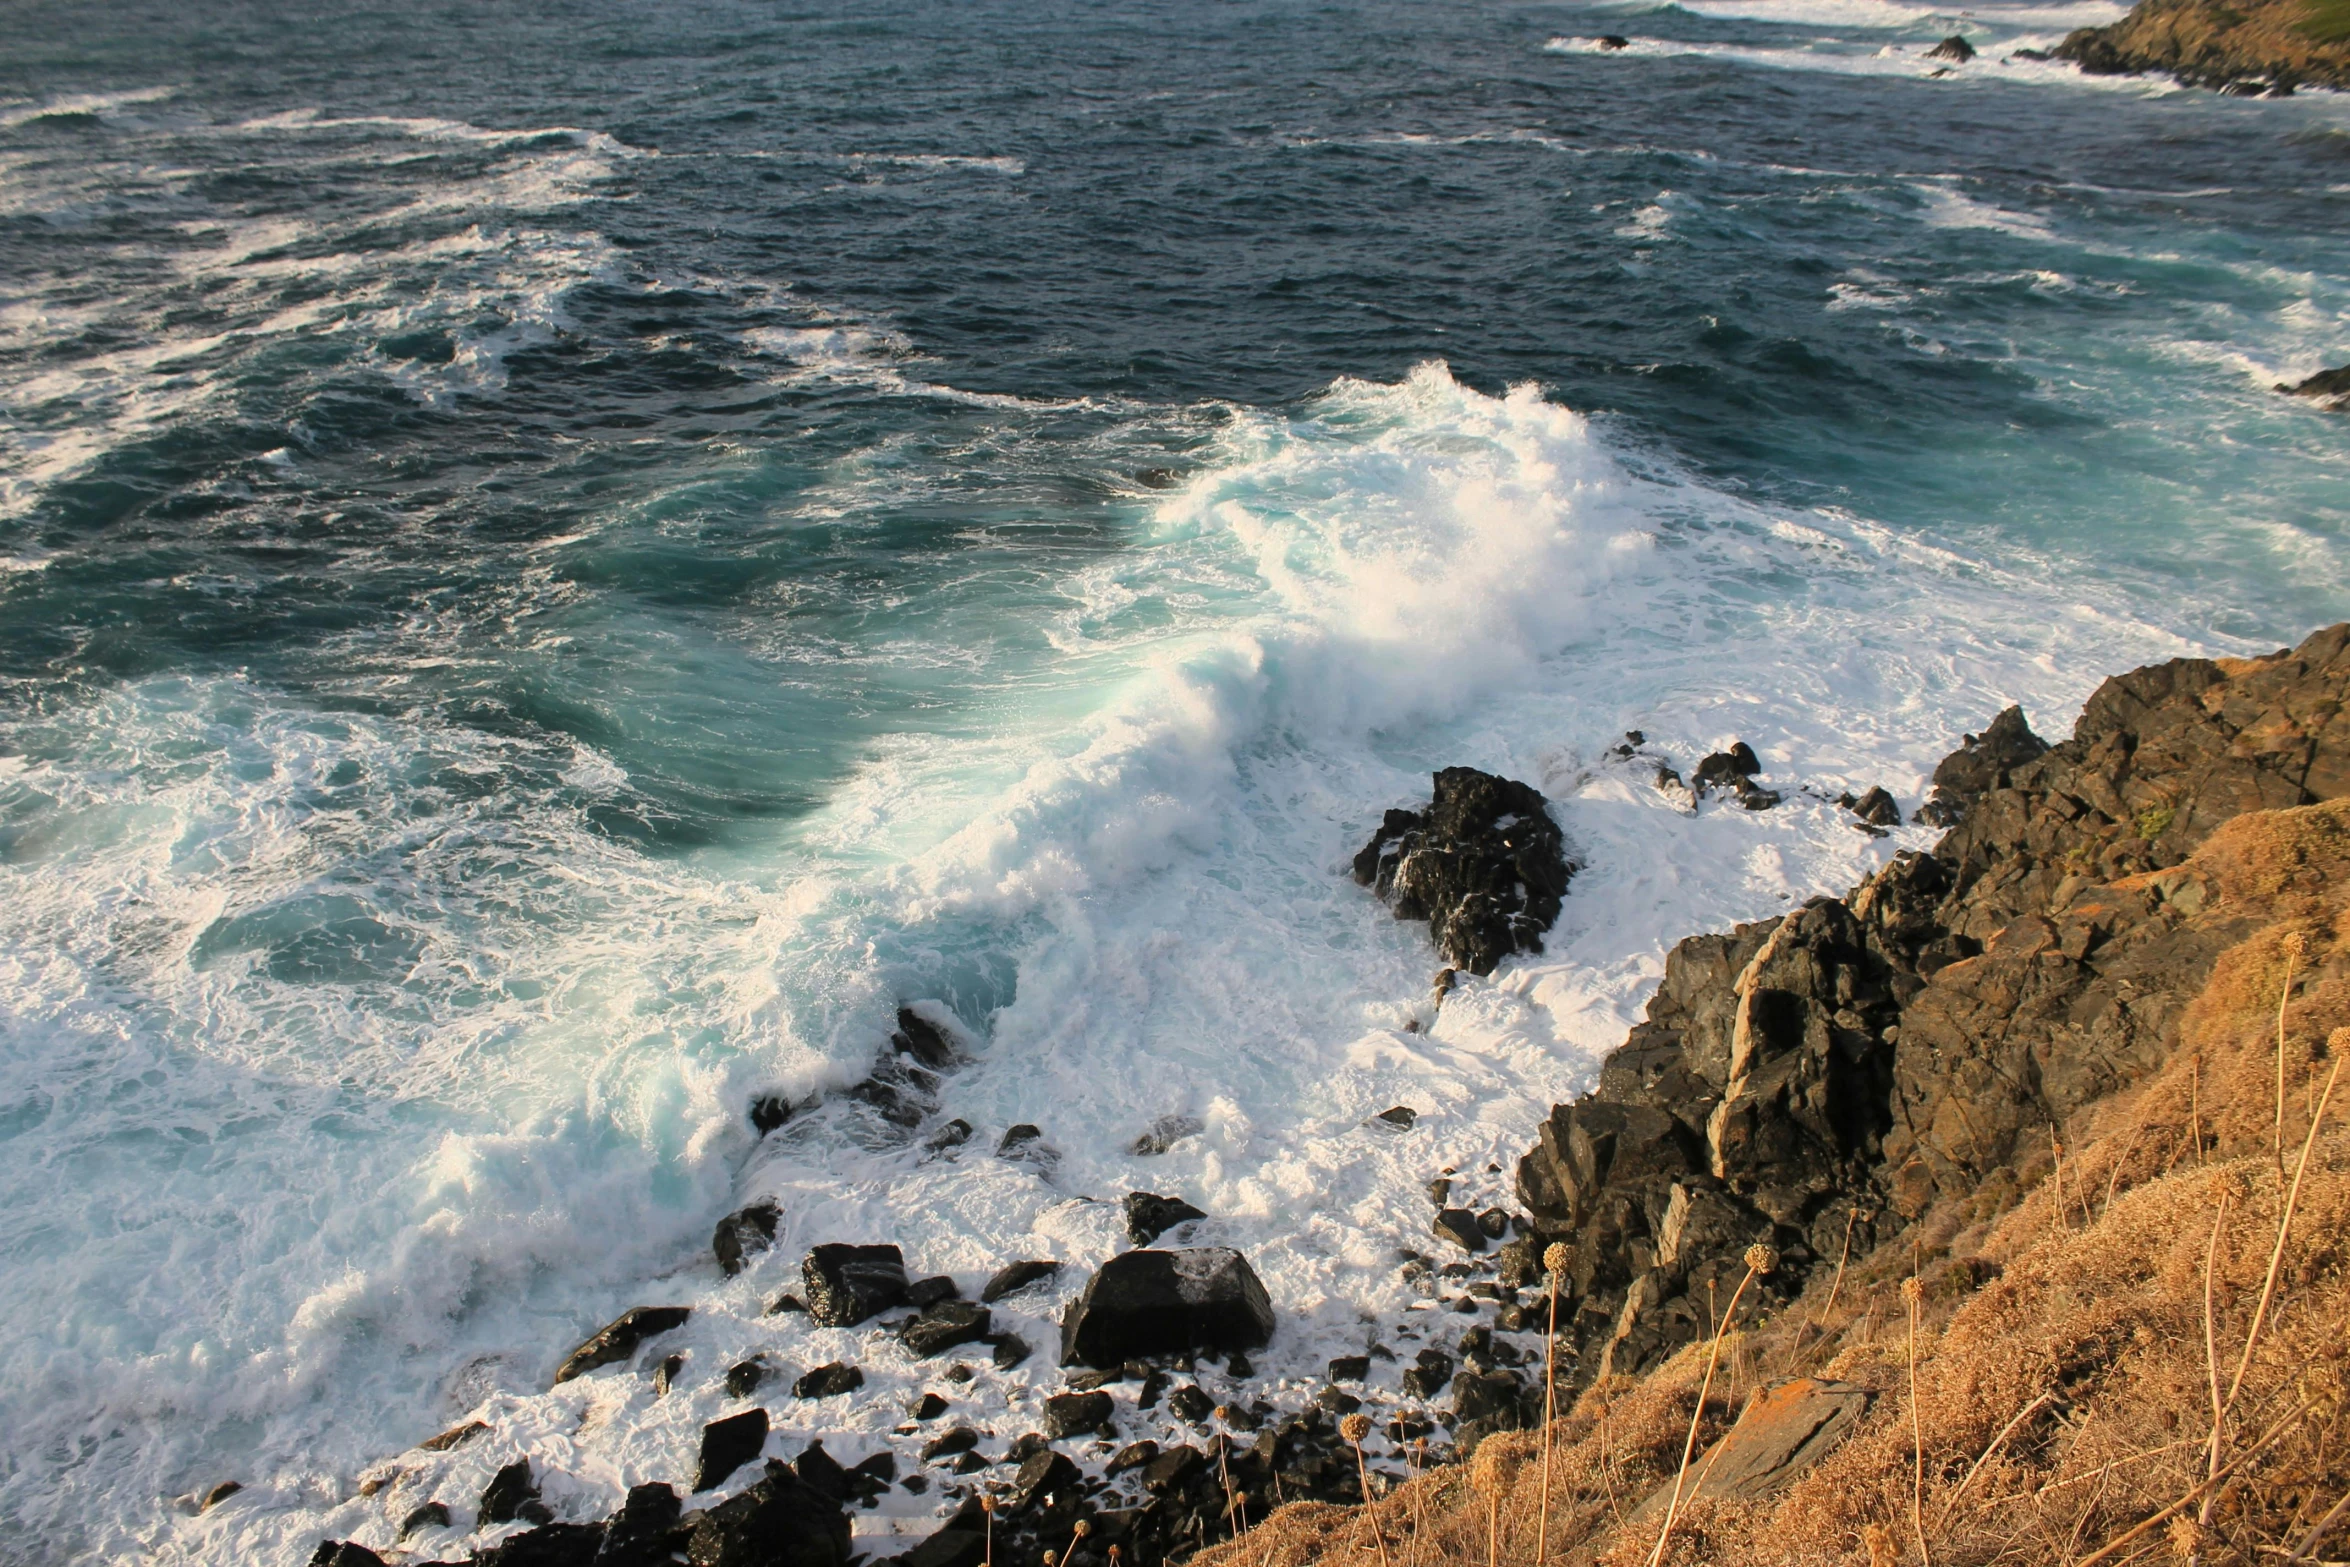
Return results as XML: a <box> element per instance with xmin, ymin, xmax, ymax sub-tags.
<box><xmin>1</xmin><ymin>0</ymin><xmax>2346</xmax><ymax>1559</ymax></box>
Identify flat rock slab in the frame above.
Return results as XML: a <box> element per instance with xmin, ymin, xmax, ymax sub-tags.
<box><xmin>696</xmin><ymin>1409</ymin><xmax>769</xmax><ymax>1493</ymax></box>
<box><xmin>1634</xmin><ymin>1378</ymin><xmax>1873</xmax><ymax>1518</ymax></box>
<box><xmin>902</xmin><ymin>1300</ymin><xmax>992</xmax><ymax>1358</ymax></box>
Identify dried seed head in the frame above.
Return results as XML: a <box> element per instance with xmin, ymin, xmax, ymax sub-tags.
<box><xmin>2205</xmin><ymin>1167</ymin><xmax>2248</xmax><ymax>1206</ymax></box>
<box><xmin>1744</xmin><ymin>1244</ymin><xmax>1778</xmax><ymax>1277</ymax></box>
<box><xmin>1043</xmin><ymin>1553</ymin><xmax>1058</xmax><ymax>1567</ymax></box>
<box><xmin>1213</xmin><ymin>1405</ymin><xmax>1230</xmax><ymax>1421</ymax></box>
<box><xmin>1863</xmin><ymin>1522</ymin><xmax>1900</xmax><ymax>1567</ymax></box>
<box><xmin>1901</xmin><ymin>1275</ymin><xmax>1925</xmax><ymax>1305</ymax></box>
<box><xmin>1543</xmin><ymin>1242</ymin><xmax>1572</xmax><ymax>1276</ymax></box>
<box><xmin>1108</xmin><ymin>1549</ymin><xmax>1122</xmax><ymax>1565</ymax></box>
<box><xmin>2166</xmin><ymin>1513</ymin><xmax>2204</xmax><ymax>1560</ymax></box>
<box><xmin>1073</xmin><ymin>1521</ymin><xmax>1092</xmax><ymax>1540</ymax></box>
<box><xmin>980</xmin><ymin>1495</ymin><xmax>998</xmax><ymax>1514</ymax></box>
<box><xmin>2285</xmin><ymin>931</ymin><xmax>2310</xmax><ymax>960</ymax></box>
<box><xmin>2330</xmin><ymin>1026</ymin><xmax>2350</xmax><ymax>1058</ymax></box>
<box><xmin>1340</xmin><ymin>1413</ymin><xmax>1372</xmax><ymax>1444</ymax></box>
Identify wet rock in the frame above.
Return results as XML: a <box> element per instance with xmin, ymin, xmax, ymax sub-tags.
<box><xmin>398</xmin><ymin>1502</ymin><xmax>450</xmax><ymax>1538</ymax></box>
<box><xmin>1167</xmin><ymin>1384</ymin><xmax>1214</xmax><ymax>1422</ymax></box>
<box><xmin>1142</xmin><ymin>1444</ymin><xmax>1205</xmax><ymax>1490</ymax></box>
<box><xmin>749</xmin><ymin>1095</ymin><xmax>795</xmax><ymax>1135</ymax></box>
<box><xmin>1006</xmin><ymin>1449</ymin><xmax>1082</xmax><ymax>1512</ymax></box>
<box><xmin>1372</xmin><ymin>1105</ymin><xmax>1418</xmax><ymax>1129</ymax></box>
<box><xmin>1598</xmin><ymin>33</ymin><xmax>1631</xmax><ymax>47</ymax></box>
<box><xmin>195</xmin><ymin>1481</ymin><xmax>241</xmax><ymax>1512</ymax></box>
<box><xmin>1352</xmin><ymin>768</ymin><xmax>1577</xmax><ymax>975</ymax></box>
<box><xmin>1692</xmin><ymin>743</ymin><xmax>1761</xmax><ymax>792</ymax></box>
<box><xmin>600</xmin><ymin>1484</ymin><xmax>686</xmax><ymax>1567</ymax></box>
<box><xmin>681</xmin><ymin>1464</ymin><xmax>852</xmax><ymax>1567</ymax></box>
<box><xmin>920</xmin><ymin>1427</ymin><xmax>981</xmax><ymax>1462</ymax></box>
<box><xmin>911</xmin><ymin>1391</ymin><xmax>950</xmax><ymax>1421</ymax></box>
<box><xmin>1845</xmin><ymin>786</ymin><xmax>1901</xmax><ymax>827</ymax></box>
<box><xmin>697</xmin><ymin>1409</ymin><xmax>771</xmax><ymax>1492</ymax></box>
<box><xmin>1401</xmin><ymin>1349</ymin><xmax>1454</xmax><ymax>1400</ymax></box>
<box><xmin>479</xmin><ymin>1459</ymin><xmax>543</xmax><ymax>1526</ymax></box>
<box><xmin>552</xmin><ymin>1305</ymin><xmax>692</xmax><ymax>1385</ymax></box>
<box><xmin>765</xmin><ymin>1293</ymin><xmax>806</xmax><ymax>1316</ymax></box>
<box><xmin>1327</xmin><ymin>1354</ymin><xmax>1371</xmax><ymax>1382</ymax></box>
<box><xmin>1106</xmin><ymin>1439</ymin><xmax>1160</xmax><ymax>1477</ymax></box>
<box><xmin>980</xmin><ymin>1259</ymin><xmax>1060</xmax><ymax>1303</ymax></box>
<box><xmin>1432</xmin><ymin>1208</ymin><xmax>1486</xmax><ymax>1252</ymax></box>
<box><xmin>1476</xmin><ymin>1207</ymin><xmax>1510</xmax><ymax>1238</ymax></box>
<box><xmin>713</xmin><ymin>1200</ymin><xmax>780</xmax><ymax>1277</ymax></box>
<box><xmin>653</xmin><ymin>1354</ymin><xmax>684</xmax><ymax>1396</ymax></box>
<box><xmin>1043</xmin><ymin>1389</ymin><xmax>1115</xmax><ymax>1439</ymax></box>
<box><xmin>900</xmin><ymin>1527</ymin><xmax>987</xmax><ymax>1567</ymax></box>
<box><xmin>990</xmin><ymin>1333</ymin><xmax>1033</xmax><ymax>1368</ymax></box>
<box><xmin>2284</xmin><ymin>365</ymin><xmax>2350</xmax><ymax>408</ymax></box>
<box><xmin>891</xmin><ymin>1008</ymin><xmax>959</xmax><ymax>1069</ymax></box>
<box><xmin>725</xmin><ymin>1358</ymin><xmax>770</xmax><ymax>1399</ymax></box>
<box><xmin>475</xmin><ymin>1522</ymin><xmax>608</xmax><ymax>1565</ymax></box>
<box><xmin>997</xmin><ymin>1124</ymin><xmax>1045</xmax><ymax>1156</ymax></box>
<box><xmin>1926</xmin><ymin>33</ymin><xmax>1977</xmax><ymax>60</ymax></box>
<box><xmin>795</xmin><ymin>1363</ymin><xmax>865</xmax><ymax>1398</ymax></box>
<box><xmin>903</xmin><ymin>1300</ymin><xmax>992</xmax><ymax>1358</ymax></box>
<box><xmin>308</xmin><ymin>1545</ymin><xmax>388</xmax><ymax>1567</ymax></box>
<box><xmin>802</xmin><ymin>1244</ymin><xmax>908</xmax><ymax>1327</ymax></box>
<box><xmin>1123</xmin><ymin>1191</ymin><xmax>1207</xmax><ymax>1246</ymax></box>
<box><xmin>1132</xmin><ymin>1113</ymin><xmax>1204</xmax><ymax>1155</ymax></box>
<box><xmin>850</xmin><ymin>1450</ymin><xmax>897</xmax><ymax>1488</ymax></box>
<box><xmin>795</xmin><ymin>1441</ymin><xmax>852</xmax><ymax>1502</ymax></box>
<box><xmin>417</xmin><ymin>1418</ymin><xmax>489</xmax><ymax>1452</ymax></box>
<box><xmin>1058</xmin><ymin>1248</ymin><xmax>1276</xmax><ymax>1368</ymax></box>
<box><xmin>924</xmin><ymin>1118</ymin><xmax>973</xmax><ymax>1153</ymax></box>
<box><xmin>1914</xmin><ymin>705</ymin><xmax>2047</xmax><ymax>827</ymax></box>
<box><xmin>1226</xmin><ymin>1350</ymin><xmax>1254</xmax><ymax>1377</ymax></box>
<box><xmin>905</xmin><ymin>1275</ymin><xmax>959</xmax><ymax>1309</ymax></box>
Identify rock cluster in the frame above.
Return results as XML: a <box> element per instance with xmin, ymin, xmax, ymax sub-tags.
<box><xmin>1352</xmin><ymin>767</ymin><xmax>1576</xmax><ymax>974</ymax></box>
<box><xmin>1512</xmin><ymin>624</ymin><xmax>2350</xmax><ymax>1394</ymax></box>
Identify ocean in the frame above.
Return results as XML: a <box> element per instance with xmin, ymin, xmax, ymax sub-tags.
<box><xmin>2</xmin><ymin>0</ymin><xmax>2346</xmax><ymax>1559</ymax></box>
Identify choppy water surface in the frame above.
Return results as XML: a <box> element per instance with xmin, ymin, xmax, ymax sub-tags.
<box><xmin>2</xmin><ymin>0</ymin><xmax>2346</xmax><ymax>1559</ymax></box>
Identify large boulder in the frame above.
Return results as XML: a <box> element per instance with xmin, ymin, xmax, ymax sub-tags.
<box><xmin>1352</xmin><ymin>767</ymin><xmax>1576</xmax><ymax>975</ymax></box>
<box><xmin>552</xmin><ymin>1305</ymin><xmax>691</xmax><ymax>1385</ymax></box>
<box><xmin>713</xmin><ymin>1200</ymin><xmax>780</xmax><ymax>1277</ymax></box>
<box><xmin>695</xmin><ymin>1409</ymin><xmax>770</xmax><ymax>1492</ymax></box>
<box><xmin>681</xmin><ymin>1465</ymin><xmax>852</xmax><ymax>1567</ymax></box>
<box><xmin>1058</xmin><ymin>1248</ymin><xmax>1275</xmax><ymax>1368</ymax></box>
<box><xmin>801</xmin><ymin>1244</ymin><xmax>908</xmax><ymax>1326</ymax></box>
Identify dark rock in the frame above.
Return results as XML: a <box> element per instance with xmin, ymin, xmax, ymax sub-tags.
<box><xmin>795</xmin><ymin>1441</ymin><xmax>851</xmax><ymax>1502</ymax></box>
<box><xmin>1373</xmin><ymin>1105</ymin><xmax>1418</xmax><ymax>1129</ymax></box>
<box><xmin>1926</xmin><ymin>33</ymin><xmax>1977</xmax><ymax>60</ymax></box>
<box><xmin>1452</xmin><ymin>1368</ymin><xmax>1530</xmax><ymax>1429</ymax></box>
<box><xmin>899</xmin><ymin>1473</ymin><xmax>929</xmax><ymax>1495</ymax></box>
<box><xmin>1432</xmin><ymin>1209</ymin><xmax>1486</xmax><ymax>1252</ymax></box>
<box><xmin>480</xmin><ymin>1459</ymin><xmax>541</xmax><ymax>1526</ymax></box>
<box><xmin>1401</xmin><ymin>1349</ymin><xmax>1454</xmax><ymax>1400</ymax></box>
<box><xmin>1167</xmin><ymin>1384</ymin><xmax>1214</xmax><ymax>1422</ymax></box>
<box><xmin>1914</xmin><ymin>705</ymin><xmax>2047</xmax><ymax>826</ymax></box>
<box><xmin>765</xmin><ymin>1293</ymin><xmax>806</xmax><ymax>1316</ymax></box>
<box><xmin>713</xmin><ymin>1200</ymin><xmax>780</xmax><ymax>1278</ymax></box>
<box><xmin>398</xmin><ymin>1502</ymin><xmax>450</xmax><ymax>1538</ymax></box>
<box><xmin>1844</xmin><ymin>786</ymin><xmax>1901</xmax><ymax>828</ymax></box>
<box><xmin>850</xmin><ymin>1450</ymin><xmax>897</xmax><ymax>1487</ymax></box>
<box><xmin>1058</xmin><ymin>1248</ymin><xmax>1276</xmax><ymax>1367</ymax></box>
<box><xmin>308</xmin><ymin>1546</ymin><xmax>388</xmax><ymax>1567</ymax></box>
<box><xmin>653</xmin><ymin>1354</ymin><xmax>683</xmax><ymax>1396</ymax></box>
<box><xmin>997</xmin><ymin>1124</ymin><xmax>1044</xmax><ymax>1156</ymax></box>
<box><xmin>920</xmin><ymin>1427</ymin><xmax>981</xmax><ymax>1462</ymax></box>
<box><xmin>1351</xmin><ymin>768</ymin><xmax>1577</xmax><ymax>975</ymax></box>
<box><xmin>1598</xmin><ymin>33</ymin><xmax>1631</xmax><ymax>47</ymax></box>
<box><xmin>1692</xmin><ymin>743</ymin><xmax>1761</xmax><ymax>791</ymax></box>
<box><xmin>990</xmin><ymin>1334</ymin><xmax>1033</xmax><ymax>1369</ymax></box>
<box><xmin>724</xmin><ymin>1358</ymin><xmax>769</xmax><ymax>1399</ymax></box>
<box><xmin>1043</xmin><ymin>1389</ymin><xmax>1115</xmax><ymax>1439</ymax></box>
<box><xmin>1226</xmin><ymin>1350</ymin><xmax>1254</xmax><ymax>1378</ymax></box>
<box><xmin>905</xmin><ymin>1275</ymin><xmax>959</xmax><ymax>1309</ymax></box>
<box><xmin>696</xmin><ymin>1409</ymin><xmax>770</xmax><ymax>1492</ymax></box>
<box><xmin>1107</xmin><ymin>1439</ymin><xmax>1160</xmax><ymax>1477</ymax></box>
<box><xmin>601</xmin><ymin>1483</ymin><xmax>685</xmax><ymax>1567</ymax></box>
<box><xmin>980</xmin><ymin>1259</ymin><xmax>1060</xmax><ymax>1303</ymax></box>
<box><xmin>801</xmin><ymin>1244</ymin><xmax>907</xmax><ymax>1327</ymax></box>
<box><xmin>903</xmin><ymin>1300</ymin><xmax>993</xmax><ymax>1358</ymax></box>
<box><xmin>910</xmin><ymin>1392</ymin><xmax>950</xmax><ymax>1421</ymax></box>
<box><xmin>1132</xmin><ymin>1114</ymin><xmax>1204</xmax><ymax>1155</ymax></box>
<box><xmin>1006</xmin><ymin>1449</ymin><xmax>1082</xmax><ymax>1512</ymax></box>
<box><xmin>749</xmin><ymin>1095</ymin><xmax>795</xmax><ymax>1135</ymax></box>
<box><xmin>553</xmin><ymin>1306</ymin><xmax>692</xmax><ymax>1385</ymax></box>
<box><xmin>899</xmin><ymin>1529</ymin><xmax>986</xmax><ymax>1567</ymax></box>
<box><xmin>475</xmin><ymin>1523</ymin><xmax>607</xmax><ymax>1566</ymax></box>
<box><xmin>891</xmin><ymin>1008</ymin><xmax>959</xmax><ymax>1069</ymax></box>
<box><xmin>794</xmin><ymin>1363</ymin><xmax>865</xmax><ymax>1398</ymax></box>
<box><xmin>1123</xmin><ymin>1191</ymin><xmax>1207</xmax><ymax>1246</ymax></box>
<box><xmin>925</xmin><ymin>1119</ymin><xmax>973</xmax><ymax>1153</ymax></box>
<box><xmin>1318</xmin><ymin>1385</ymin><xmax>1363</xmax><ymax>1415</ymax></box>
<box><xmin>1476</xmin><ymin>1207</ymin><xmax>1511</xmax><ymax>1238</ymax></box>
<box><xmin>1141</xmin><ymin>1445</ymin><xmax>1205</xmax><ymax>1490</ymax></box>
<box><xmin>1327</xmin><ymin>1354</ymin><xmax>1371</xmax><ymax>1382</ymax></box>
<box><xmin>1426</xmin><ymin>1176</ymin><xmax>1452</xmax><ymax>1206</ymax></box>
<box><xmin>2284</xmin><ymin>365</ymin><xmax>2350</xmax><ymax>407</ymax></box>
<box><xmin>681</xmin><ymin>1465</ymin><xmax>852</xmax><ymax>1567</ymax></box>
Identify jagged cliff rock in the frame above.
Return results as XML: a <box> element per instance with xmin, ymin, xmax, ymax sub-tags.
<box><xmin>1353</xmin><ymin>768</ymin><xmax>1576</xmax><ymax>975</ymax></box>
<box><xmin>1517</xmin><ymin>624</ymin><xmax>2350</xmax><ymax>1391</ymax></box>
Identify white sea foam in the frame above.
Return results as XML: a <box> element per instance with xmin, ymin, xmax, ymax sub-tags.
<box><xmin>0</xmin><ymin>361</ymin><xmax>2257</xmax><ymax>1564</ymax></box>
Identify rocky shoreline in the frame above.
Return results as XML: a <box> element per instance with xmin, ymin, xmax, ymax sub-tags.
<box><xmin>295</xmin><ymin>626</ymin><xmax>2350</xmax><ymax>1567</ymax></box>
<box><xmin>2053</xmin><ymin>0</ymin><xmax>2350</xmax><ymax>93</ymax></box>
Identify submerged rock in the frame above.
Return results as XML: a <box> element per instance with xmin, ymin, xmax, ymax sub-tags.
<box><xmin>551</xmin><ymin>1305</ymin><xmax>691</xmax><ymax>1385</ymax></box>
<box><xmin>1122</xmin><ymin>1191</ymin><xmax>1206</xmax><ymax>1246</ymax></box>
<box><xmin>1925</xmin><ymin>33</ymin><xmax>1976</xmax><ymax>60</ymax></box>
<box><xmin>1351</xmin><ymin>767</ymin><xmax>1576</xmax><ymax>975</ymax></box>
<box><xmin>980</xmin><ymin>1258</ymin><xmax>1060</xmax><ymax>1303</ymax></box>
<box><xmin>2284</xmin><ymin>364</ymin><xmax>2350</xmax><ymax>408</ymax></box>
<box><xmin>682</xmin><ymin>1464</ymin><xmax>853</xmax><ymax>1567</ymax></box>
<box><xmin>713</xmin><ymin>1199</ymin><xmax>780</xmax><ymax>1277</ymax></box>
<box><xmin>795</xmin><ymin>1362</ymin><xmax>865</xmax><ymax>1398</ymax></box>
<box><xmin>479</xmin><ymin>1459</ymin><xmax>545</xmax><ymax>1526</ymax></box>
<box><xmin>902</xmin><ymin>1300</ymin><xmax>992</xmax><ymax>1358</ymax></box>
<box><xmin>1059</xmin><ymin>1247</ymin><xmax>1276</xmax><ymax>1367</ymax></box>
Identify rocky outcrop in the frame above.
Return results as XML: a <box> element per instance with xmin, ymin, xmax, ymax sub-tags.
<box><xmin>1352</xmin><ymin>768</ymin><xmax>1577</xmax><ymax>974</ymax></box>
<box><xmin>2285</xmin><ymin>365</ymin><xmax>2350</xmax><ymax>409</ymax></box>
<box><xmin>1059</xmin><ymin>1248</ymin><xmax>1277</xmax><ymax>1367</ymax></box>
<box><xmin>551</xmin><ymin>1306</ymin><xmax>691</xmax><ymax>1386</ymax></box>
<box><xmin>2055</xmin><ymin>0</ymin><xmax>2350</xmax><ymax>92</ymax></box>
<box><xmin>1513</xmin><ymin>625</ymin><xmax>2350</xmax><ymax>1393</ymax></box>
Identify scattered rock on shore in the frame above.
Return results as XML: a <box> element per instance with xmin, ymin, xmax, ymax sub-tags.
<box><xmin>1352</xmin><ymin>767</ymin><xmax>1576</xmax><ymax>975</ymax></box>
<box><xmin>713</xmin><ymin>1199</ymin><xmax>780</xmax><ymax>1277</ymax></box>
<box><xmin>551</xmin><ymin>1305</ymin><xmax>691</xmax><ymax>1385</ymax></box>
<box><xmin>1059</xmin><ymin>1248</ymin><xmax>1276</xmax><ymax>1367</ymax></box>
<box><xmin>802</xmin><ymin>1244</ymin><xmax>908</xmax><ymax>1327</ymax></box>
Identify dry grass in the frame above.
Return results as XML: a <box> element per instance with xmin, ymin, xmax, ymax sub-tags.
<box><xmin>1202</xmin><ymin>801</ymin><xmax>2350</xmax><ymax>1567</ymax></box>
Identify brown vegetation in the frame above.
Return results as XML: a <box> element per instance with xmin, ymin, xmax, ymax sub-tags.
<box><xmin>1200</xmin><ymin>798</ymin><xmax>2350</xmax><ymax>1567</ymax></box>
<box><xmin>2056</xmin><ymin>0</ymin><xmax>2350</xmax><ymax>93</ymax></box>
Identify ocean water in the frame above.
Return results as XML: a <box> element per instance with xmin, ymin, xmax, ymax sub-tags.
<box><xmin>2</xmin><ymin>0</ymin><xmax>2346</xmax><ymax>1559</ymax></box>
